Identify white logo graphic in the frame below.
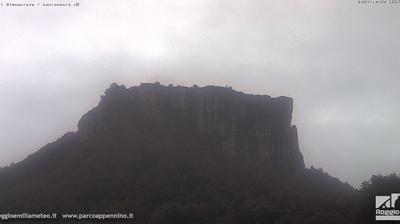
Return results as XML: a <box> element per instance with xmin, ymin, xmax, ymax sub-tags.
<box><xmin>376</xmin><ymin>193</ymin><xmax>400</xmax><ymax>221</ymax></box>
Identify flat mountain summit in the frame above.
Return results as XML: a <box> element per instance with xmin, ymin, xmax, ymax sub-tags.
<box><xmin>0</xmin><ymin>83</ymin><xmax>369</xmax><ymax>223</ymax></box>
<box><xmin>78</xmin><ymin>83</ymin><xmax>304</xmax><ymax>171</ymax></box>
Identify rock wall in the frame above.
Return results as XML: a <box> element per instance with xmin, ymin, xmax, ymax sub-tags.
<box><xmin>78</xmin><ymin>83</ymin><xmax>305</xmax><ymax>171</ymax></box>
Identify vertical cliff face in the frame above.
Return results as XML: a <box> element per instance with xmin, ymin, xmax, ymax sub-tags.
<box><xmin>78</xmin><ymin>83</ymin><xmax>305</xmax><ymax>171</ymax></box>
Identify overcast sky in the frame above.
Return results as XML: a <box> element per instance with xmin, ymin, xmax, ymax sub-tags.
<box><xmin>0</xmin><ymin>0</ymin><xmax>399</xmax><ymax>186</ymax></box>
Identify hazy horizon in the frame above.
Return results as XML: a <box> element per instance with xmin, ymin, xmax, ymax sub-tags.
<box><xmin>1</xmin><ymin>0</ymin><xmax>399</xmax><ymax>187</ymax></box>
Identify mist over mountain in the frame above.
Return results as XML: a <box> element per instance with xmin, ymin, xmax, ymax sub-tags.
<box><xmin>0</xmin><ymin>83</ymin><xmax>397</xmax><ymax>223</ymax></box>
